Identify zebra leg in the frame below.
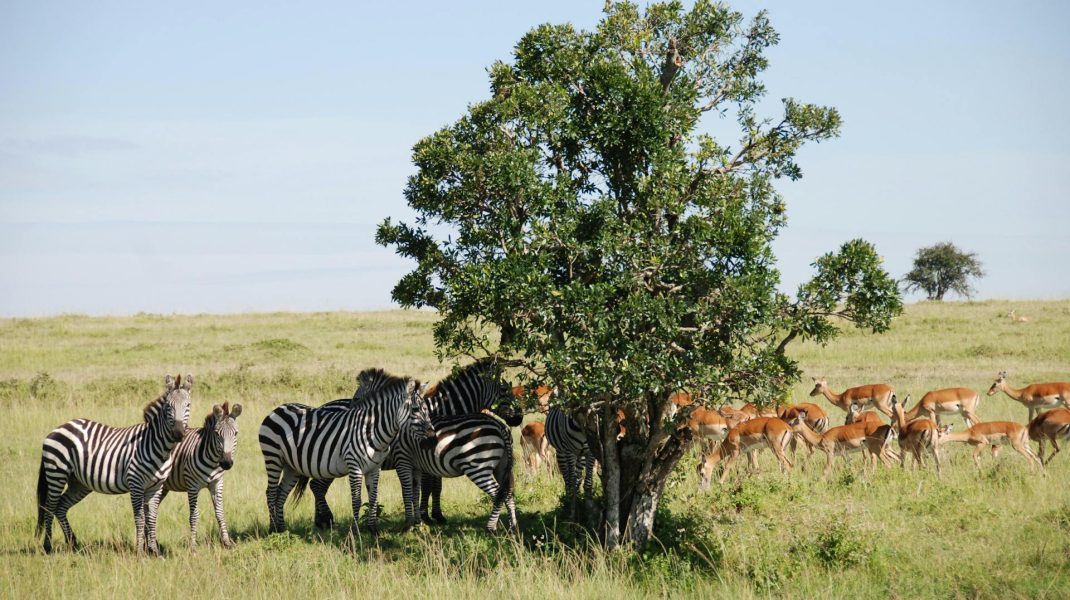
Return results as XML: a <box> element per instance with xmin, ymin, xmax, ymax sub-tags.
<box><xmin>345</xmin><ymin>462</ymin><xmax>365</xmax><ymax>537</ymax></box>
<box><xmin>206</xmin><ymin>478</ymin><xmax>232</xmax><ymax>548</ymax></box>
<box><xmin>130</xmin><ymin>487</ymin><xmax>147</xmax><ymax>554</ymax></box>
<box><xmin>582</xmin><ymin>453</ymin><xmax>595</xmax><ymax>501</ymax></box>
<box><xmin>419</xmin><ymin>474</ymin><xmax>443</xmax><ymax>524</ymax></box>
<box><xmin>269</xmin><ymin>471</ymin><xmax>298</xmax><ymax>534</ymax></box>
<box><xmin>396</xmin><ymin>460</ymin><xmax>419</xmax><ymax>529</ymax></box>
<box><xmin>182</xmin><ymin>488</ymin><xmax>200</xmax><ymax>548</ymax></box>
<box><xmin>144</xmin><ymin>484</ymin><xmax>166</xmax><ymax>555</ymax></box>
<box><xmin>363</xmin><ymin>468</ymin><xmax>380</xmax><ymax>535</ymax></box>
<box><xmin>54</xmin><ymin>481</ymin><xmax>90</xmax><ymax>551</ymax></box>
<box><xmin>556</xmin><ymin>452</ymin><xmax>578</xmax><ymax>519</ymax></box>
<box><xmin>309</xmin><ymin>478</ymin><xmax>335</xmax><ymax>530</ymax></box>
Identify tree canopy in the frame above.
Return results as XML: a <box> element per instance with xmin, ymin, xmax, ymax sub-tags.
<box><xmin>377</xmin><ymin>1</ymin><xmax>902</xmax><ymax>548</ymax></box>
<box><xmin>902</xmin><ymin>242</ymin><xmax>984</xmax><ymax>301</ymax></box>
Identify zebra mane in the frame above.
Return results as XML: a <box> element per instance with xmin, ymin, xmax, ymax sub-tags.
<box><xmin>142</xmin><ymin>394</ymin><xmax>168</xmax><ymax>423</ymax></box>
<box><xmin>352</xmin><ymin>372</ymin><xmax>411</xmax><ymax>405</ymax></box>
<box><xmin>429</xmin><ymin>358</ymin><xmax>498</xmax><ymax>397</ymax></box>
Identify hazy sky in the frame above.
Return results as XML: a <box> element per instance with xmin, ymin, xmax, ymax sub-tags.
<box><xmin>1</xmin><ymin>1</ymin><xmax>1068</xmax><ymax>316</ymax></box>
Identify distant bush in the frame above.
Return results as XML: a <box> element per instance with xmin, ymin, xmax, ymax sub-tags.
<box><xmin>252</xmin><ymin>338</ymin><xmax>309</xmax><ymax>355</ymax></box>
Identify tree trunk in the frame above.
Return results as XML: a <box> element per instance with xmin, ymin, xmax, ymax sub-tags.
<box><xmin>601</xmin><ymin>404</ymin><xmax>621</xmax><ymax>550</ymax></box>
<box><xmin>622</xmin><ymin>432</ymin><xmax>690</xmax><ymax>547</ymax></box>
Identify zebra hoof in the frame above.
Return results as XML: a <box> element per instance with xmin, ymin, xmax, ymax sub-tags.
<box><xmin>432</xmin><ymin>512</ymin><xmax>447</xmax><ymax>525</ymax></box>
<box><xmin>221</xmin><ymin>538</ymin><xmax>234</xmax><ymax>549</ymax></box>
<box><xmin>419</xmin><ymin>512</ymin><xmax>434</xmax><ymax>526</ymax></box>
<box><xmin>314</xmin><ymin>514</ymin><xmax>334</xmax><ymax>530</ymax></box>
<box><xmin>42</xmin><ymin>540</ymin><xmax>52</xmax><ymax>554</ymax></box>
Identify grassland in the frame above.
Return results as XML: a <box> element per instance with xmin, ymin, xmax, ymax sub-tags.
<box><xmin>1</xmin><ymin>300</ymin><xmax>1068</xmax><ymax>599</ymax></box>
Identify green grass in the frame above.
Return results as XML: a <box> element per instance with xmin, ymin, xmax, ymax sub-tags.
<box><xmin>1</xmin><ymin>301</ymin><xmax>1068</xmax><ymax>599</ymax></box>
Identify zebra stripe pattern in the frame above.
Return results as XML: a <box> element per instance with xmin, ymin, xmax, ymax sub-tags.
<box><xmin>149</xmin><ymin>402</ymin><xmax>242</xmax><ymax>548</ymax></box>
<box><xmin>35</xmin><ymin>374</ymin><xmax>193</xmax><ymax>554</ymax></box>
<box><xmin>306</xmin><ymin>359</ymin><xmax>521</xmax><ymax>528</ymax></box>
<box><xmin>394</xmin><ymin>413</ymin><xmax>517</xmax><ymax>532</ymax></box>
<box><xmin>545</xmin><ymin>406</ymin><xmax>595</xmax><ymax>518</ymax></box>
<box><xmin>258</xmin><ymin>370</ymin><xmax>431</xmax><ymax>535</ymax></box>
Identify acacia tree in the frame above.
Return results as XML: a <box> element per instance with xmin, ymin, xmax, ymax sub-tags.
<box><xmin>377</xmin><ymin>1</ymin><xmax>901</xmax><ymax>548</ymax></box>
<box><xmin>902</xmin><ymin>242</ymin><xmax>984</xmax><ymax>301</ymax></box>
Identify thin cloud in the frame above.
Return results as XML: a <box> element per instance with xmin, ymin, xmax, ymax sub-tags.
<box><xmin>1</xmin><ymin>135</ymin><xmax>141</xmax><ymax>157</ymax></box>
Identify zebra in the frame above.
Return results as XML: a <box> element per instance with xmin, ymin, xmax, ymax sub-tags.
<box><xmin>302</xmin><ymin>359</ymin><xmax>522</xmax><ymax>528</ymax></box>
<box><xmin>259</xmin><ymin>370</ymin><xmax>433</xmax><ymax>536</ymax></box>
<box><xmin>394</xmin><ymin>413</ymin><xmax>517</xmax><ymax>532</ymax></box>
<box><xmin>545</xmin><ymin>406</ymin><xmax>595</xmax><ymax>519</ymax></box>
<box><xmin>148</xmin><ymin>401</ymin><xmax>242</xmax><ymax>549</ymax></box>
<box><xmin>35</xmin><ymin>373</ymin><xmax>193</xmax><ymax>554</ymax></box>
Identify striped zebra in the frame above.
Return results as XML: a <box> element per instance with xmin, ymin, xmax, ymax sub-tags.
<box><xmin>35</xmin><ymin>374</ymin><xmax>194</xmax><ymax>554</ymax></box>
<box><xmin>148</xmin><ymin>401</ymin><xmax>242</xmax><ymax>548</ymax></box>
<box><xmin>546</xmin><ymin>406</ymin><xmax>595</xmax><ymax>518</ymax></box>
<box><xmin>304</xmin><ymin>359</ymin><xmax>522</xmax><ymax>528</ymax></box>
<box><xmin>394</xmin><ymin>413</ymin><xmax>517</xmax><ymax>532</ymax></box>
<box><xmin>259</xmin><ymin>370</ymin><xmax>433</xmax><ymax>535</ymax></box>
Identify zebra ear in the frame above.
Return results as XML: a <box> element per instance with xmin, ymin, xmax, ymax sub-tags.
<box><xmin>230</xmin><ymin>404</ymin><xmax>243</xmax><ymax>418</ymax></box>
<box><xmin>406</xmin><ymin>379</ymin><xmax>419</xmax><ymax>396</ymax></box>
<box><xmin>213</xmin><ymin>404</ymin><xmax>224</xmax><ymax>418</ymax></box>
<box><xmin>165</xmin><ymin>374</ymin><xmax>176</xmax><ymax>389</ymax></box>
<box><xmin>181</xmin><ymin>374</ymin><xmax>193</xmax><ymax>390</ymax></box>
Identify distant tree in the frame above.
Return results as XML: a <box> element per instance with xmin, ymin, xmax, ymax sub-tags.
<box><xmin>377</xmin><ymin>1</ymin><xmax>902</xmax><ymax>549</ymax></box>
<box><xmin>902</xmin><ymin>242</ymin><xmax>984</xmax><ymax>301</ymax></box>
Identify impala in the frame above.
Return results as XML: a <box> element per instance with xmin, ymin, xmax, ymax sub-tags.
<box><xmin>889</xmin><ymin>396</ymin><xmax>941</xmax><ymax>474</ymax></box>
<box><xmin>778</xmin><ymin>403</ymin><xmax>829</xmax><ymax>460</ymax></box>
<box><xmin>717</xmin><ymin>404</ymin><xmax>755</xmax><ymax>429</ymax></box>
<box><xmin>937</xmin><ymin>420</ymin><xmax>1043</xmax><ymax>470</ymax></box>
<box><xmin>900</xmin><ymin>388</ymin><xmax>980</xmax><ymax>427</ymax></box>
<box><xmin>1026</xmin><ymin>407</ymin><xmax>1070</xmax><ymax>465</ymax></box>
<box><xmin>667</xmin><ymin>392</ymin><xmax>730</xmax><ymax>452</ymax></box>
<box><xmin>987</xmin><ymin>371</ymin><xmax>1069</xmax><ymax>423</ymax></box>
<box><xmin>788</xmin><ymin>410</ymin><xmax>891</xmax><ymax>481</ymax></box>
<box><xmin>844</xmin><ymin>404</ymin><xmax>900</xmax><ymax>467</ymax></box>
<box><xmin>520</xmin><ymin>421</ymin><xmax>552</xmax><ymax>474</ymax></box>
<box><xmin>696</xmin><ymin>417</ymin><xmax>793</xmax><ymax>488</ymax></box>
<box><xmin>809</xmin><ymin>378</ymin><xmax>895</xmax><ymax>417</ymax></box>
<box><xmin>512</xmin><ymin>385</ymin><xmax>553</xmax><ymax>414</ymax></box>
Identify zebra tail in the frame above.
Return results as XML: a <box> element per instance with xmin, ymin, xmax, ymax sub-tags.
<box><xmin>288</xmin><ymin>476</ymin><xmax>310</xmax><ymax>506</ymax></box>
<box><xmin>35</xmin><ymin>458</ymin><xmax>47</xmax><ymax>537</ymax></box>
<box><xmin>494</xmin><ymin>442</ymin><xmax>515</xmax><ymax>509</ymax></box>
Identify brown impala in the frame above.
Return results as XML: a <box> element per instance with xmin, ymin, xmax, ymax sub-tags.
<box><xmin>696</xmin><ymin>417</ymin><xmax>793</xmax><ymax>488</ymax></box>
<box><xmin>937</xmin><ymin>420</ymin><xmax>1043</xmax><ymax>470</ymax></box>
<box><xmin>1026</xmin><ymin>408</ymin><xmax>1070</xmax><ymax>465</ymax></box>
<box><xmin>889</xmin><ymin>396</ymin><xmax>942</xmax><ymax>475</ymax></box>
<box><xmin>844</xmin><ymin>404</ymin><xmax>900</xmax><ymax>467</ymax></box>
<box><xmin>901</xmin><ymin>389</ymin><xmax>980</xmax><ymax>427</ymax></box>
<box><xmin>787</xmin><ymin>412</ymin><xmax>885</xmax><ymax>481</ymax></box>
<box><xmin>809</xmin><ymin>378</ymin><xmax>895</xmax><ymax>417</ymax></box>
<box><xmin>987</xmin><ymin>371</ymin><xmax>1069</xmax><ymax>423</ymax></box>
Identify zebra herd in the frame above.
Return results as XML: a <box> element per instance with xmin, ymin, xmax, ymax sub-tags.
<box><xmin>34</xmin><ymin>360</ymin><xmax>577</xmax><ymax>554</ymax></box>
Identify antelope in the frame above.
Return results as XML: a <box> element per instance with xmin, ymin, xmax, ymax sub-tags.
<box><xmin>512</xmin><ymin>385</ymin><xmax>553</xmax><ymax>414</ymax></box>
<box><xmin>520</xmin><ymin>421</ymin><xmax>552</xmax><ymax>474</ymax></box>
<box><xmin>1027</xmin><ymin>408</ymin><xmax>1070</xmax><ymax>465</ymax></box>
<box><xmin>740</xmin><ymin>402</ymin><xmax>778</xmax><ymax>419</ymax></box>
<box><xmin>844</xmin><ymin>404</ymin><xmax>900</xmax><ymax>467</ymax></box>
<box><xmin>717</xmin><ymin>404</ymin><xmax>755</xmax><ymax>429</ymax></box>
<box><xmin>937</xmin><ymin>420</ymin><xmax>1043</xmax><ymax>470</ymax></box>
<box><xmin>777</xmin><ymin>403</ymin><xmax>829</xmax><ymax>460</ymax></box>
<box><xmin>668</xmin><ymin>392</ymin><xmax>729</xmax><ymax>451</ymax></box>
<box><xmin>1008</xmin><ymin>310</ymin><xmax>1029</xmax><ymax>323</ymax></box>
<box><xmin>889</xmin><ymin>396</ymin><xmax>941</xmax><ymax>475</ymax></box>
<box><xmin>901</xmin><ymin>389</ymin><xmax>981</xmax><ymax>427</ymax></box>
<box><xmin>986</xmin><ymin>372</ymin><xmax>1069</xmax><ymax>423</ymax></box>
<box><xmin>696</xmin><ymin>417</ymin><xmax>793</xmax><ymax>488</ymax></box>
<box><xmin>787</xmin><ymin>412</ymin><xmax>886</xmax><ymax>481</ymax></box>
<box><xmin>809</xmin><ymin>378</ymin><xmax>895</xmax><ymax>417</ymax></box>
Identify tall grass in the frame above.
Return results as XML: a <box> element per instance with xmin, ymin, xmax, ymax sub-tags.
<box><xmin>1</xmin><ymin>301</ymin><xmax>1068</xmax><ymax>599</ymax></box>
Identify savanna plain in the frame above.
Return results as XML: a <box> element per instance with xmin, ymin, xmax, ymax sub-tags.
<box><xmin>1</xmin><ymin>300</ymin><xmax>1068</xmax><ymax>599</ymax></box>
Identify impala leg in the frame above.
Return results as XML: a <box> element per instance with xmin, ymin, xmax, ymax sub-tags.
<box><xmin>1045</xmin><ymin>437</ymin><xmax>1061</xmax><ymax>465</ymax></box>
<box><xmin>719</xmin><ymin>448</ymin><xmax>741</xmax><ymax>485</ymax></box>
<box><xmin>822</xmin><ymin>450</ymin><xmax>834</xmax><ymax>482</ymax></box>
<box><xmin>972</xmin><ymin>444</ymin><xmax>984</xmax><ymax>470</ymax></box>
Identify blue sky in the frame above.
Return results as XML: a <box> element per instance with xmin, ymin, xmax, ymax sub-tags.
<box><xmin>1</xmin><ymin>1</ymin><xmax>1068</xmax><ymax>316</ymax></box>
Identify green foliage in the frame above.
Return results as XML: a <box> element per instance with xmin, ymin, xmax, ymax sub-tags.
<box><xmin>377</xmin><ymin>0</ymin><xmax>901</xmax><ymax>546</ymax></box>
<box><xmin>902</xmin><ymin>241</ymin><xmax>985</xmax><ymax>301</ymax></box>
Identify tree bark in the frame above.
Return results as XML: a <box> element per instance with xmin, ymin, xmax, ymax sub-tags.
<box><xmin>601</xmin><ymin>404</ymin><xmax>621</xmax><ymax>550</ymax></box>
<box><xmin>623</xmin><ymin>431</ymin><xmax>691</xmax><ymax>547</ymax></box>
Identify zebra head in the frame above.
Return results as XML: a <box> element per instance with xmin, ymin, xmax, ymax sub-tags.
<box><xmin>154</xmin><ymin>373</ymin><xmax>193</xmax><ymax>442</ymax></box>
<box><xmin>208</xmin><ymin>402</ymin><xmax>242</xmax><ymax>470</ymax></box>
<box><xmin>476</xmin><ymin>360</ymin><xmax>523</xmax><ymax>427</ymax></box>
<box><xmin>409</xmin><ymin>382</ymin><xmax>437</xmax><ymax>449</ymax></box>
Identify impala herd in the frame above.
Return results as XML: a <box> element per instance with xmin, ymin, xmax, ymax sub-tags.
<box><xmin>517</xmin><ymin>372</ymin><xmax>1070</xmax><ymax>489</ymax></box>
